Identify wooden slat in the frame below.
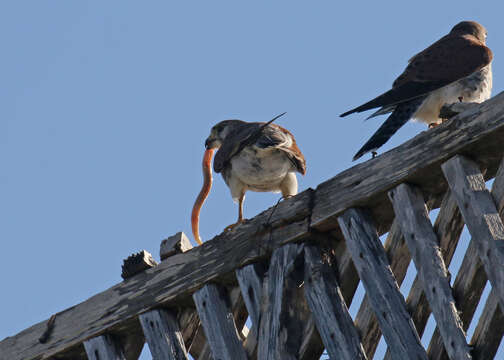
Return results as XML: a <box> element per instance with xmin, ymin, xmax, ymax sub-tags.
<box><xmin>383</xmin><ymin>192</ymin><xmax>464</xmax><ymax>359</ymax></box>
<box><xmin>83</xmin><ymin>335</ymin><xmax>125</xmax><ymax>360</ymax></box>
<box><xmin>4</xmin><ymin>93</ymin><xmax>504</xmax><ymax>360</ymax></box>
<box><xmin>193</xmin><ymin>284</ymin><xmax>247</xmax><ymax>360</ymax></box>
<box><xmin>427</xmin><ymin>156</ymin><xmax>504</xmax><ymax>360</ymax></box>
<box><xmin>236</xmin><ymin>263</ymin><xmax>265</xmax><ymax>328</ymax></box>
<box><xmin>139</xmin><ymin>309</ymin><xmax>188</xmax><ymax>360</ymax></box>
<box><xmin>236</xmin><ymin>263</ymin><xmax>265</xmax><ymax>359</ymax></box>
<box><xmin>470</xmin><ymin>288</ymin><xmax>504</xmax><ymax>359</ymax></box>
<box><xmin>337</xmin><ymin>208</ymin><xmax>427</xmax><ymax>360</ymax></box>
<box><xmin>357</xmin><ymin>196</ymin><xmax>446</xmax><ymax>359</ymax></box>
<box><xmin>0</xmin><ymin>190</ymin><xmax>311</xmax><ymax>360</ymax></box>
<box><xmin>189</xmin><ymin>286</ymin><xmax>247</xmax><ymax>359</ymax></box>
<box><xmin>355</xmin><ymin>220</ymin><xmax>409</xmax><ymax>357</ymax></box>
<box><xmin>303</xmin><ymin>245</ymin><xmax>367</xmax><ymax>360</ymax></box>
<box><xmin>313</xmin><ymin>92</ymin><xmax>504</xmax><ymax>233</ymax></box>
<box><xmin>257</xmin><ymin>244</ymin><xmax>311</xmax><ymax>360</ymax></box>
<box><xmin>389</xmin><ymin>184</ymin><xmax>471</xmax><ymax>359</ymax></box>
<box><xmin>442</xmin><ymin>155</ymin><xmax>504</xmax><ymax>310</ymax></box>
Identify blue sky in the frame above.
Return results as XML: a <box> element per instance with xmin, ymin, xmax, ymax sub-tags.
<box><xmin>1</xmin><ymin>2</ymin><xmax>502</xmax><ymax>359</ymax></box>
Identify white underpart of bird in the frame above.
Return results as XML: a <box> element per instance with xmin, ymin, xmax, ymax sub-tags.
<box><xmin>341</xmin><ymin>21</ymin><xmax>493</xmax><ymax>161</ymax></box>
<box><xmin>204</xmin><ymin>119</ymin><xmax>306</xmax><ymax>230</ymax></box>
<box><xmin>413</xmin><ymin>64</ymin><xmax>492</xmax><ymax>124</ymax></box>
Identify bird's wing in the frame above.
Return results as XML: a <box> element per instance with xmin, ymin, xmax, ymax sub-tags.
<box><xmin>341</xmin><ymin>34</ymin><xmax>492</xmax><ymax>117</ymax></box>
<box><xmin>213</xmin><ymin>122</ymin><xmax>262</xmax><ymax>173</ymax></box>
<box><xmin>214</xmin><ymin>123</ymin><xmax>306</xmax><ymax>175</ymax></box>
<box><xmin>257</xmin><ymin>124</ymin><xmax>307</xmax><ymax>175</ymax></box>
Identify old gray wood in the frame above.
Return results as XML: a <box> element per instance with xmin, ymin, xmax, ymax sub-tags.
<box><xmin>236</xmin><ymin>262</ymin><xmax>265</xmax><ymax>328</ymax></box>
<box><xmin>4</xmin><ymin>93</ymin><xmax>504</xmax><ymax>360</ymax></box>
<box><xmin>389</xmin><ymin>184</ymin><xmax>471</xmax><ymax>359</ymax></box>
<box><xmin>258</xmin><ymin>243</ymin><xmax>311</xmax><ymax>360</ymax></box>
<box><xmin>139</xmin><ymin>309</ymin><xmax>188</xmax><ymax>360</ymax></box>
<box><xmin>383</xmin><ymin>192</ymin><xmax>465</xmax><ymax>360</ymax></box>
<box><xmin>160</xmin><ymin>232</ymin><xmax>193</xmax><ymax>260</ymax></box>
<box><xmin>83</xmin><ymin>335</ymin><xmax>125</xmax><ymax>360</ymax></box>
<box><xmin>470</xmin><ymin>288</ymin><xmax>504</xmax><ymax>360</ymax></box>
<box><xmin>235</xmin><ymin>263</ymin><xmax>264</xmax><ymax>359</ymax></box>
<box><xmin>442</xmin><ymin>155</ymin><xmax>504</xmax><ymax>310</ymax></box>
<box><xmin>190</xmin><ymin>285</ymin><xmax>247</xmax><ymax>360</ymax></box>
<box><xmin>313</xmin><ymin>92</ymin><xmax>504</xmax><ymax>233</ymax></box>
<box><xmin>193</xmin><ymin>284</ymin><xmax>247</xmax><ymax>360</ymax></box>
<box><xmin>337</xmin><ymin>207</ymin><xmax>427</xmax><ymax>360</ymax></box>
<box><xmin>355</xmin><ymin>219</ymin><xmax>410</xmax><ymax>358</ymax></box>
<box><xmin>121</xmin><ymin>250</ymin><xmax>158</xmax><ymax>279</ymax></box>
<box><xmin>304</xmin><ymin>245</ymin><xmax>367</xmax><ymax>360</ymax></box>
<box><xmin>425</xmin><ymin>239</ymin><xmax>486</xmax><ymax>360</ymax></box>
<box><xmin>427</xmin><ymin>156</ymin><xmax>504</xmax><ymax>360</ymax></box>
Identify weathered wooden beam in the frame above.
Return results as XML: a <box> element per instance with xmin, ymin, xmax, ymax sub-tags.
<box><xmin>160</xmin><ymin>232</ymin><xmax>193</xmax><ymax>261</ymax></box>
<box><xmin>236</xmin><ymin>263</ymin><xmax>265</xmax><ymax>329</ymax></box>
<box><xmin>425</xmin><ymin>239</ymin><xmax>486</xmax><ymax>360</ymax></box>
<box><xmin>121</xmin><ymin>250</ymin><xmax>158</xmax><ymax>280</ymax></box>
<box><xmin>442</xmin><ymin>155</ymin><xmax>504</xmax><ymax>310</ymax></box>
<box><xmin>470</xmin><ymin>288</ymin><xmax>504</xmax><ymax>360</ymax></box>
<box><xmin>193</xmin><ymin>284</ymin><xmax>247</xmax><ymax>360</ymax></box>
<box><xmin>235</xmin><ymin>263</ymin><xmax>265</xmax><ymax>359</ymax></box>
<box><xmin>139</xmin><ymin>309</ymin><xmax>188</xmax><ymax>360</ymax></box>
<box><xmin>313</xmin><ymin>92</ymin><xmax>504</xmax><ymax>233</ymax></box>
<box><xmin>0</xmin><ymin>192</ymin><xmax>311</xmax><ymax>360</ymax></box>
<box><xmin>5</xmin><ymin>93</ymin><xmax>504</xmax><ymax>360</ymax></box>
<box><xmin>258</xmin><ymin>243</ymin><xmax>311</xmax><ymax>360</ymax></box>
<box><xmin>337</xmin><ymin>208</ymin><xmax>427</xmax><ymax>360</ymax></box>
<box><xmin>83</xmin><ymin>334</ymin><xmax>126</xmax><ymax>360</ymax></box>
<box><xmin>191</xmin><ymin>285</ymin><xmax>248</xmax><ymax>360</ymax></box>
<box><xmin>389</xmin><ymin>184</ymin><xmax>471</xmax><ymax>359</ymax></box>
<box><xmin>383</xmin><ymin>192</ymin><xmax>464</xmax><ymax>360</ymax></box>
<box><xmin>427</xmin><ymin>156</ymin><xmax>504</xmax><ymax>360</ymax></box>
<box><xmin>356</xmin><ymin>220</ymin><xmax>409</xmax><ymax>357</ymax></box>
<box><xmin>303</xmin><ymin>245</ymin><xmax>367</xmax><ymax>360</ymax></box>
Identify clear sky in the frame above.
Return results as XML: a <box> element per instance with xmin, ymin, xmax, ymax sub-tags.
<box><xmin>1</xmin><ymin>1</ymin><xmax>502</xmax><ymax>359</ymax></box>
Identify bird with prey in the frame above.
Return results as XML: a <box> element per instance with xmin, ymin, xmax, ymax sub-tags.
<box><xmin>191</xmin><ymin>114</ymin><xmax>306</xmax><ymax>245</ymax></box>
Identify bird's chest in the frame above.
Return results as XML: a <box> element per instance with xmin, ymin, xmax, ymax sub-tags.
<box><xmin>224</xmin><ymin>147</ymin><xmax>292</xmax><ymax>189</ymax></box>
<box><xmin>414</xmin><ymin>65</ymin><xmax>492</xmax><ymax>124</ymax></box>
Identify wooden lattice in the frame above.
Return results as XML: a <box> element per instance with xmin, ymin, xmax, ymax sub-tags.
<box><xmin>1</xmin><ymin>93</ymin><xmax>504</xmax><ymax>360</ymax></box>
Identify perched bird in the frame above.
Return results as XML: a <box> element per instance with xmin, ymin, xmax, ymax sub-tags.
<box><xmin>341</xmin><ymin>21</ymin><xmax>493</xmax><ymax>161</ymax></box>
<box><xmin>204</xmin><ymin>118</ymin><xmax>306</xmax><ymax>230</ymax></box>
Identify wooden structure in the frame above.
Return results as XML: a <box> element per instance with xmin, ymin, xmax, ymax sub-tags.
<box><xmin>2</xmin><ymin>93</ymin><xmax>504</xmax><ymax>360</ymax></box>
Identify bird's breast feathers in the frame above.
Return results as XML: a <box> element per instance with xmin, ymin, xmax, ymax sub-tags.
<box><xmin>413</xmin><ymin>64</ymin><xmax>492</xmax><ymax>124</ymax></box>
<box><xmin>226</xmin><ymin>147</ymin><xmax>295</xmax><ymax>191</ymax></box>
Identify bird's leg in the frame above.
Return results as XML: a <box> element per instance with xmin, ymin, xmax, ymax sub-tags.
<box><xmin>458</xmin><ymin>96</ymin><xmax>463</xmax><ymax>102</ymax></box>
<box><xmin>224</xmin><ymin>192</ymin><xmax>246</xmax><ymax>232</ymax></box>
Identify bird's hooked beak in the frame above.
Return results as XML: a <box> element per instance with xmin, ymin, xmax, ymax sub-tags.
<box><xmin>205</xmin><ymin>136</ymin><xmax>218</xmax><ymax>150</ymax></box>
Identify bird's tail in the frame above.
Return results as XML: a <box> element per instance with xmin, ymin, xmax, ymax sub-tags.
<box><xmin>353</xmin><ymin>96</ymin><xmax>425</xmax><ymax>161</ymax></box>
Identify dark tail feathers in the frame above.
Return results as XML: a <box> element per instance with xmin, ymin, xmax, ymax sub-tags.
<box><xmin>353</xmin><ymin>96</ymin><xmax>425</xmax><ymax>161</ymax></box>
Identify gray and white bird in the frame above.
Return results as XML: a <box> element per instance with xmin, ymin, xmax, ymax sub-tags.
<box><xmin>341</xmin><ymin>21</ymin><xmax>493</xmax><ymax>161</ymax></box>
<box><xmin>204</xmin><ymin>119</ymin><xmax>306</xmax><ymax>230</ymax></box>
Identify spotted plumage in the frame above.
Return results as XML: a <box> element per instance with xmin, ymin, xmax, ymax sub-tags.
<box><xmin>341</xmin><ymin>21</ymin><xmax>493</xmax><ymax>161</ymax></box>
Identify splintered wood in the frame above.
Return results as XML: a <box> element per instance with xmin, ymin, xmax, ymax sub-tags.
<box><xmin>2</xmin><ymin>92</ymin><xmax>504</xmax><ymax>360</ymax></box>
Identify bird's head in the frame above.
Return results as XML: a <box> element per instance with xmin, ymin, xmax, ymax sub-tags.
<box><xmin>450</xmin><ymin>21</ymin><xmax>488</xmax><ymax>43</ymax></box>
<box><xmin>205</xmin><ymin>120</ymin><xmax>245</xmax><ymax>149</ymax></box>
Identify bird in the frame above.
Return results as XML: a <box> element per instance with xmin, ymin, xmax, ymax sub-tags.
<box><xmin>341</xmin><ymin>20</ymin><xmax>493</xmax><ymax>161</ymax></box>
<box><xmin>204</xmin><ymin>117</ymin><xmax>306</xmax><ymax>231</ymax></box>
